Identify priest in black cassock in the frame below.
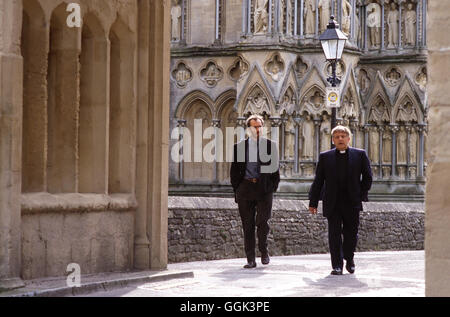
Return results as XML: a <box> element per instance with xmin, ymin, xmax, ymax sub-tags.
<box><xmin>308</xmin><ymin>126</ymin><xmax>373</xmax><ymax>275</ymax></box>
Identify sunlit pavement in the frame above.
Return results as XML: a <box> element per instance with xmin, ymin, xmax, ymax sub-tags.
<box><xmin>78</xmin><ymin>251</ymin><xmax>424</xmax><ymax>297</ymax></box>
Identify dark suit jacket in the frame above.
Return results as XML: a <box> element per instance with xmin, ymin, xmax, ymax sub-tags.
<box><xmin>309</xmin><ymin>147</ymin><xmax>373</xmax><ymax>217</ymax></box>
<box><xmin>230</xmin><ymin>138</ymin><xmax>280</xmax><ymax>195</ymax></box>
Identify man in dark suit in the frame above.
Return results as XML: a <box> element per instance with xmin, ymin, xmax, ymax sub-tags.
<box><xmin>230</xmin><ymin>114</ymin><xmax>280</xmax><ymax>269</ymax></box>
<box><xmin>309</xmin><ymin>125</ymin><xmax>372</xmax><ymax>275</ymax></box>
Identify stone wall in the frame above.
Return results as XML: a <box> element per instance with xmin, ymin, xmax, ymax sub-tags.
<box><xmin>168</xmin><ymin>197</ymin><xmax>424</xmax><ymax>263</ymax></box>
<box><xmin>20</xmin><ymin>193</ymin><xmax>136</xmax><ymax>280</ymax></box>
<box><xmin>426</xmin><ymin>0</ymin><xmax>450</xmax><ymax>297</ymax></box>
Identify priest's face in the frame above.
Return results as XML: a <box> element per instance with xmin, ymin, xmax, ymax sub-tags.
<box><xmin>332</xmin><ymin>131</ymin><xmax>351</xmax><ymax>151</ymax></box>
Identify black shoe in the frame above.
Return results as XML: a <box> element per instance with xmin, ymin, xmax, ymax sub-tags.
<box><xmin>346</xmin><ymin>260</ymin><xmax>355</xmax><ymax>274</ymax></box>
<box><xmin>331</xmin><ymin>268</ymin><xmax>343</xmax><ymax>275</ymax></box>
<box><xmin>261</xmin><ymin>253</ymin><xmax>270</xmax><ymax>265</ymax></box>
<box><xmin>244</xmin><ymin>261</ymin><xmax>257</xmax><ymax>269</ymax></box>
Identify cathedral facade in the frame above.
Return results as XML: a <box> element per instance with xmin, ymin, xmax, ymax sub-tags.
<box><xmin>169</xmin><ymin>0</ymin><xmax>428</xmax><ymax>201</ymax></box>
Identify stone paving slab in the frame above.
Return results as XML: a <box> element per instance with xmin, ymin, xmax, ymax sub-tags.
<box><xmin>78</xmin><ymin>250</ymin><xmax>424</xmax><ymax>297</ymax></box>
<box><xmin>0</xmin><ymin>270</ymin><xmax>194</xmax><ymax>297</ymax></box>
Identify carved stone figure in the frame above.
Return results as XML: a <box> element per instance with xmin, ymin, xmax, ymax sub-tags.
<box><xmin>254</xmin><ymin>0</ymin><xmax>269</xmax><ymax>34</ymax></box>
<box><xmin>245</xmin><ymin>91</ymin><xmax>270</xmax><ymax>114</ymax></box>
<box><xmin>369</xmin><ymin>101</ymin><xmax>390</xmax><ymax>123</ymax></box>
<box><xmin>173</xmin><ymin>62</ymin><xmax>192</xmax><ymax>88</ymax></box>
<box><xmin>281</xmin><ymin>91</ymin><xmax>295</xmax><ymax>115</ymax></box>
<box><xmin>387</xmin><ymin>3</ymin><xmax>399</xmax><ymax>48</ymax></box>
<box><xmin>396</xmin><ymin>102</ymin><xmax>418</xmax><ymax>123</ymax></box>
<box><xmin>404</xmin><ymin>3</ymin><xmax>417</xmax><ymax>46</ymax></box>
<box><xmin>369</xmin><ymin>127</ymin><xmax>379</xmax><ymax>163</ymax></box>
<box><xmin>383</xmin><ymin>129</ymin><xmax>392</xmax><ymax>163</ymax></box>
<box><xmin>171</xmin><ymin>0</ymin><xmax>182</xmax><ymax>41</ymax></box>
<box><xmin>284</xmin><ymin>117</ymin><xmax>295</xmax><ymax>160</ymax></box>
<box><xmin>409</xmin><ymin>128</ymin><xmax>417</xmax><ymax>163</ymax></box>
<box><xmin>266</xmin><ymin>54</ymin><xmax>284</xmax><ymax>81</ymax></box>
<box><xmin>367</xmin><ymin>5</ymin><xmax>381</xmax><ymax>48</ymax></box>
<box><xmin>342</xmin><ymin>0</ymin><xmax>352</xmax><ymax>36</ymax></box>
<box><xmin>397</xmin><ymin>126</ymin><xmax>407</xmax><ymax>164</ymax></box>
<box><xmin>320</xmin><ymin>114</ymin><xmax>331</xmax><ymax>153</ymax></box>
<box><xmin>302</xmin><ymin>115</ymin><xmax>314</xmax><ymax>160</ymax></box>
<box><xmin>304</xmin><ymin>0</ymin><xmax>316</xmax><ymax>35</ymax></box>
<box><xmin>201</xmin><ymin>62</ymin><xmax>222</xmax><ymax>87</ymax></box>
<box><xmin>318</xmin><ymin>0</ymin><xmax>331</xmax><ymax>33</ymax></box>
<box><xmin>359</xmin><ymin>69</ymin><xmax>370</xmax><ymax>94</ymax></box>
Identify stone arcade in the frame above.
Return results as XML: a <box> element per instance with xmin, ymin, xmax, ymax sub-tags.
<box><xmin>0</xmin><ymin>0</ymin><xmax>170</xmax><ymax>288</ymax></box>
<box><xmin>169</xmin><ymin>0</ymin><xmax>428</xmax><ymax>201</ymax></box>
<box><xmin>0</xmin><ymin>0</ymin><xmax>449</xmax><ymax>297</ymax></box>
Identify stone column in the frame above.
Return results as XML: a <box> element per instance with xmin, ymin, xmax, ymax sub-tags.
<box><xmin>293</xmin><ymin>116</ymin><xmax>302</xmax><ymax>174</ymax></box>
<box><xmin>135</xmin><ymin>0</ymin><xmax>151</xmax><ymax>270</ymax></box>
<box><xmin>314</xmin><ymin>119</ymin><xmax>321</xmax><ymax>162</ymax></box>
<box><xmin>299</xmin><ymin>0</ymin><xmax>304</xmax><ymax>38</ymax></box>
<box><xmin>380</xmin><ymin>1</ymin><xmax>385</xmax><ymax>51</ymax></box>
<box><xmin>421</xmin><ymin>0</ymin><xmax>427</xmax><ymax>47</ymax></box>
<box><xmin>391</xmin><ymin>125</ymin><xmax>398</xmax><ymax>178</ymax></box>
<box><xmin>247</xmin><ymin>0</ymin><xmax>252</xmax><ymax>35</ymax></box>
<box><xmin>0</xmin><ymin>0</ymin><xmax>25</xmax><ymax>290</ymax></box>
<box><xmin>212</xmin><ymin>119</ymin><xmax>222</xmax><ymax>183</ymax></box>
<box><xmin>426</xmin><ymin>0</ymin><xmax>450</xmax><ymax>296</ymax></box>
<box><xmin>180</xmin><ymin>0</ymin><xmax>186</xmax><ymax>45</ymax></box>
<box><xmin>398</xmin><ymin>0</ymin><xmax>403</xmax><ymax>51</ymax></box>
<box><xmin>146</xmin><ymin>0</ymin><xmax>171</xmax><ymax>269</ymax></box>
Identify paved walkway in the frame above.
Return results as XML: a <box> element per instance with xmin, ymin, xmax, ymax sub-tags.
<box><xmin>2</xmin><ymin>251</ymin><xmax>424</xmax><ymax>297</ymax></box>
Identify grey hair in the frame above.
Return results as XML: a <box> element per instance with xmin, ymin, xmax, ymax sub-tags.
<box><xmin>331</xmin><ymin>125</ymin><xmax>352</xmax><ymax>138</ymax></box>
<box><xmin>246</xmin><ymin>114</ymin><xmax>265</xmax><ymax>127</ymax></box>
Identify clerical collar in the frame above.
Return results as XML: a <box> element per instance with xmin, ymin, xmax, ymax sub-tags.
<box><xmin>336</xmin><ymin>148</ymin><xmax>348</xmax><ymax>154</ymax></box>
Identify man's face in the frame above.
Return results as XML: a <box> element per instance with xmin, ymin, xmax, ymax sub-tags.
<box><xmin>249</xmin><ymin>119</ymin><xmax>263</xmax><ymax>139</ymax></box>
<box><xmin>332</xmin><ymin>131</ymin><xmax>351</xmax><ymax>151</ymax></box>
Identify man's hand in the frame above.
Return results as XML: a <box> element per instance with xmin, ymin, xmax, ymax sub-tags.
<box><xmin>309</xmin><ymin>207</ymin><xmax>318</xmax><ymax>215</ymax></box>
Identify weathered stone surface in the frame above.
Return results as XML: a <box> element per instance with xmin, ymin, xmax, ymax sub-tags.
<box><xmin>168</xmin><ymin>197</ymin><xmax>424</xmax><ymax>263</ymax></box>
<box><xmin>21</xmin><ymin>209</ymin><xmax>134</xmax><ymax>280</ymax></box>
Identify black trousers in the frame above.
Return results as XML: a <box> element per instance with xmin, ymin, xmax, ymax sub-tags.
<box><xmin>236</xmin><ymin>180</ymin><xmax>273</xmax><ymax>262</ymax></box>
<box><xmin>327</xmin><ymin>204</ymin><xmax>360</xmax><ymax>269</ymax></box>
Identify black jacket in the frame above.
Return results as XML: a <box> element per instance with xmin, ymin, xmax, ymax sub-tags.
<box><xmin>230</xmin><ymin>138</ymin><xmax>280</xmax><ymax>194</ymax></box>
<box><xmin>309</xmin><ymin>147</ymin><xmax>373</xmax><ymax>217</ymax></box>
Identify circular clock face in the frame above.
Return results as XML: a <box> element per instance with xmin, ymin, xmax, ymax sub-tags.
<box><xmin>328</xmin><ymin>92</ymin><xmax>338</xmax><ymax>103</ymax></box>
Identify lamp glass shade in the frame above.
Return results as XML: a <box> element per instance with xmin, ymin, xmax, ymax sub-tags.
<box><xmin>320</xmin><ymin>38</ymin><xmax>346</xmax><ymax>60</ymax></box>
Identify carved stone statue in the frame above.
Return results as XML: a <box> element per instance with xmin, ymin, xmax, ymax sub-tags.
<box><xmin>304</xmin><ymin>0</ymin><xmax>316</xmax><ymax>35</ymax></box>
<box><xmin>397</xmin><ymin>126</ymin><xmax>407</xmax><ymax>164</ymax></box>
<box><xmin>404</xmin><ymin>3</ymin><xmax>417</xmax><ymax>46</ymax></box>
<box><xmin>382</xmin><ymin>130</ymin><xmax>392</xmax><ymax>163</ymax></box>
<box><xmin>367</xmin><ymin>5</ymin><xmax>381</xmax><ymax>48</ymax></box>
<box><xmin>396</xmin><ymin>102</ymin><xmax>418</xmax><ymax>123</ymax></box>
<box><xmin>369</xmin><ymin>127</ymin><xmax>379</xmax><ymax>163</ymax></box>
<box><xmin>254</xmin><ymin>0</ymin><xmax>269</xmax><ymax>34</ymax></box>
<box><xmin>171</xmin><ymin>0</ymin><xmax>182</xmax><ymax>41</ymax></box>
<box><xmin>284</xmin><ymin>117</ymin><xmax>295</xmax><ymax>160</ymax></box>
<box><xmin>342</xmin><ymin>0</ymin><xmax>352</xmax><ymax>36</ymax></box>
<box><xmin>369</xmin><ymin>101</ymin><xmax>390</xmax><ymax>123</ymax></box>
<box><xmin>318</xmin><ymin>0</ymin><xmax>331</xmax><ymax>33</ymax></box>
<box><xmin>320</xmin><ymin>114</ymin><xmax>331</xmax><ymax>153</ymax></box>
<box><xmin>245</xmin><ymin>92</ymin><xmax>270</xmax><ymax>114</ymax></box>
<box><xmin>387</xmin><ymin>2</ymin><xmax>399</xmax><ymax>48</ymax></box>
<box><xmin>302</xmin><ymin>115</ymin><xmax>314</xmax><ymax>160</ymax></box>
